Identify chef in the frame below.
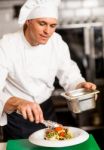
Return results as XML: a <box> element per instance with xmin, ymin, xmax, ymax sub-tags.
<box><xmin>0</xmin><ymin>0</ymin><xmax>96</xmax><ymax>141</ymax></box>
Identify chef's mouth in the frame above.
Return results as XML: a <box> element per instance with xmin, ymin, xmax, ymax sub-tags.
<box><xmin>40</xmin><ymin>34</ymin><xmax>49</xmax><ymax>39</ymax></box>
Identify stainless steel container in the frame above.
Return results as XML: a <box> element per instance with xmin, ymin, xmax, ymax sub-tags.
<box><xmin>61</xmin><ymin>88</ymin><xmax>100</xmax><ymax>113</ymax></box>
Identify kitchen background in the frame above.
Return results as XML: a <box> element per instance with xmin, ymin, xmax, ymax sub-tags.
<box><xmin>0</xmin><ymin>0</ymin><xmax>104</xmax><ymax>149</ymax></box>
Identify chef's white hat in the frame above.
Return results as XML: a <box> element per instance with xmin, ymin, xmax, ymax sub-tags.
<box><xmin>18</xmin><ymin>0</ymin><xmax>61</xmax><ymax>25</ymax></box>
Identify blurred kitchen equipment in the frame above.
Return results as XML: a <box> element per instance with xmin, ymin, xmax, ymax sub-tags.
<box><xmin>61</xmin><ymin>88</ymin><xmax>100</xmax><ymax>113</ymax></box>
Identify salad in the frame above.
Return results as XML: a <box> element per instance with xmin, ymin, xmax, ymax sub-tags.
<box><xmin>44</xmin><ymin>126</ymin><xmax>73</xmax><ymax>140</ymax></box>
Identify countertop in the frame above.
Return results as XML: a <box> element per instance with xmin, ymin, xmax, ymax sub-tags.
<box><xmin>0</xmin><ymin>143</ymin><xmax>6</xmax><ymax>150</ymax></box>
<box><xmin>0</xmin><ymin>134</ymin><xmax>101</xmax><ymax>150</ymax></box>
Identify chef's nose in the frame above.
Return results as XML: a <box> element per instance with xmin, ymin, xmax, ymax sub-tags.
<box><xmin>44</xmin><ymin>26</ymin><xmax>50</xmax><ymax>34</ymax></box>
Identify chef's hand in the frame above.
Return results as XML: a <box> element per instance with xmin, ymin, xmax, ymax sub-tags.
<box><xmin>4</xmin><ymin>97</ymin><xmax>44</xmax><ymax>123</ymax></box>
<box><xmin>76</xmin><ymin>82</ymin><xmax>98</xmax><ymax>100</ymax></box>
<box><xmin>17</xmin><ymin>99</ymin><xmax>44</xmax><ymax>123</ymax></box>
<box><xmin>76</xmin><ymin>82</ymin><xmax>96</xmax><ymax>90</ymax></box>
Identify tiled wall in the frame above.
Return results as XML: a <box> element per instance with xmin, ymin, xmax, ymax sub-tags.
<box><xmin>0</xmin><ymin>0</ymin><xmax>104</xmax><ymax>37</ymax></box>
<box><xmin>59</xmin><ymin>0</ymin><xmax>104</xmax><ymax>24</ymax></box>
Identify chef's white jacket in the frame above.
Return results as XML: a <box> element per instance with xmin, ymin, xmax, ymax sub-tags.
<box><xmin>0</xmin><ymin>30</ymin><xmax>85</xmax><ymax>125</ymax></box>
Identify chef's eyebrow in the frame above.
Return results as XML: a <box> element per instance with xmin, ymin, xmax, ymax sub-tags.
<box><xmin>38</xmin><ymin>20</ymin><xmax>57</xmax><ymax>26</ymax></box>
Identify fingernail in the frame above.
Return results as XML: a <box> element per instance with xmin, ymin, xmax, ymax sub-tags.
<box><xmin>40</xmin><ymin>120</ymin><xmax>44</xmax><ymax>123</ymax></box>
<box><xmin>36</xmin><ymin>120</ymin><xmax>39</xmax><ymax>124</ymax></box>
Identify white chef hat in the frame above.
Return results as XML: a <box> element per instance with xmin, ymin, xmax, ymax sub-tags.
<box><xmin>18</xmin><ymin>0</ymin><xmax>61</xmax><ymax>26</ymax></box>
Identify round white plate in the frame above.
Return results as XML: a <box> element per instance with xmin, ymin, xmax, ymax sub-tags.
<box><xmin>29</xmin><ymin>126</ymin><xmax>89</xmax><ymax>147</ymax></box>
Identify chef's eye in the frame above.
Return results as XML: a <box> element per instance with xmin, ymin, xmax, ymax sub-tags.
<box><xmin>39</xmin><ymin>22</ymin><xmax>46</xmax><ymax>26</ymax></box>
<box><xmin>50</xmin><ymin>24</ymin><xmax>57</xmax><ymax>28</ymax></box>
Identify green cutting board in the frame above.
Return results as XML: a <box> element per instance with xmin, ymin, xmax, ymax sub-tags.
<box><xmin>6</xmin><ymin>135</ymin><xmax>100</xmax><ymax>150</ymax></box>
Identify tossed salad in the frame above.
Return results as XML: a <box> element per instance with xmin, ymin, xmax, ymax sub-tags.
<box><xmin>44</xmin><ymin>126</ymin><xmax>73</xmax><ymax>140</ymax></box>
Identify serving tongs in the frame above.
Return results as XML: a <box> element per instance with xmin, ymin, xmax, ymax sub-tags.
<box><xmin>42</xmin><ymin>120</ymin><xmax>62</xmax><ymax>129</ymax></box>
<box><xmin>17</xmin><ymin>110</ymin><xmax>62</xmax><ymax>129</ymax></box>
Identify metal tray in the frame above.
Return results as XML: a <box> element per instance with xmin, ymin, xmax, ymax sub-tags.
<box><xmin>61</xmin><ymin>88</ymin><xmax>99</xmax><ymax>101</ymax></box>
<box><xmin>61</xmin><ymin>88</ymin><xmax>100</xmax><ymax>113</ymax></box>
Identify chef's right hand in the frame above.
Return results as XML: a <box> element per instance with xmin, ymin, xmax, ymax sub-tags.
<box><xmin>17</xmin><ymin>99</ymin><xmax>44</xmax><ymax>123</ymax></box>
<box><xmin>4</xmin><ymin>97</ymin><xmax>44</xmax><ymax>123</ymax></box>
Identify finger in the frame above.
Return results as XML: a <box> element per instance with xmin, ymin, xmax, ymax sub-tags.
<box><xmin>36</xmin><ymin>105</ymin><xmax>44</xmax><ymax>123</ymax></box>
<box><xmin>33</xmin><ymin>104</ymin><xmax>43</xmax><ymax>123</ymax></box>
<box><xmin>17</xmin><ymin>105</ymin><xmax>28</xmax><ymax>120</ymax></box>
<box><xmin>32</xmin><ymin>104</ymin><xmax>40</xmax><ymax>123</ymax></box>
<box><xmin>83</xmin><ymin>82</ymin><xmax>96</xmax><ymax>90</ymax></box>
<box><xmin>88</xmin><ymin>84</ymin><xmax>96</xmax><ymax>90</ymax></box>
<box><xmin>21</xmin><ymin>108</ymin><xmax>27</xmax><ymax>120</ymax></box>
<box><xmin>91</xmin><ymin>84</ymin><xmax>96</xmax><ymax>90</ymax></box>
<box><xmin>26</xmin><ymin>106</ymin><xmax>34</xmax><ymax>122</ymax></box>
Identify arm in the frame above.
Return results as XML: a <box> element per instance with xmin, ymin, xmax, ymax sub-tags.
<box><xmin>56</xmin><ymin>37</ymin><xmax>96</xmax><ymax>91</ymax></box>
<box><xmin>0</xmin><ymin>37</ymin><xmax>13</xmax><ymax>126</ymax></box>
<box><xmin>3</xmin><ymin>96</ymin><xmax>44</xmax><ymax>123</ymax></box>
<box><xmin>56</xmin><ymin>40</ymin><xmax>85</xmax><ymax>91</ymax></box>
<box><xmin>0</xmin><ymin>35</ymin><xmax>44</xmax><ymax>125</ymax></box>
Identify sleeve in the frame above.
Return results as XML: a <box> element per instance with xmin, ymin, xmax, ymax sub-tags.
<box><xmin>0</xmin><ymin>37</ymin><xmax>12</xmax><ymax>126</ymax></box>
<box><xmin>56</xmin><ymin>38</ymin><xmax>85</xmax><ymax>91</ymax></box>
<box><xmin>0</xmin><ymin>66</ymin><xmax>10</xmax><ymax>126</ymax></box>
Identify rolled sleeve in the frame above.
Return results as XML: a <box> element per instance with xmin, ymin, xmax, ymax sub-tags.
<box><xmin>0</xmin><ymin>113</ymin><xmax>7</xmax><ymax>126</ymax></box>
<box><xmin>0</xmin><ymin>37</ymin><xmax>12</xmax><ymax>125</ymax></box>
<box><xmin>0</xmin><ymin>66</ymin><xmax>9</xmax><ymax>126</ymax></box>
<box><xmin>0</xmin><ymin>56</ymin><xmax>10</xmax><ymax>126</ymax></box>
<box><xmin>0</xmin><ymin>90</ymin><xmax>12</xmax><ymax>126</ymax></box>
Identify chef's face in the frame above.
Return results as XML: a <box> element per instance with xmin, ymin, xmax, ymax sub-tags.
<box><xmin>25</xmin><ymin>18</ymin><xmax>58</xmax><ymax>46</ymax></box>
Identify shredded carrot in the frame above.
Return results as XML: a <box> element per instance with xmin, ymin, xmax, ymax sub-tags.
<box><xmin>54</xmin><ymin>127</ymin><xmax>63</xmax><ymax>131</ymax></box>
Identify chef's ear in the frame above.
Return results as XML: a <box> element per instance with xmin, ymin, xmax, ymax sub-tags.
<box><xmin>25</xmin><ymin>20</ymin><xmax>29</xmax><ymax>26</ymax></box>
<box><xmin>25</xmin><ymin>20</ymin><xmax>33</xmax><ymax>26</ymax></box>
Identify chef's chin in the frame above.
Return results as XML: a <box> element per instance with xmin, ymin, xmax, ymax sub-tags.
<box><xmin>39</xmin><ymin>39</ymin><xmax>49</xmax><ymax>44</ymax></box>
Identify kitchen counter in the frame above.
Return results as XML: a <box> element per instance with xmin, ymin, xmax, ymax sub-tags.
<box><xmin>0</xmin><ymin>143</ymin><xmax>6</xmax><ymax>150</ymax></box>
<box><xmin>0</xmin><ymin>134</ymin><xmax>101</xmax><ymax>150</ymax></box>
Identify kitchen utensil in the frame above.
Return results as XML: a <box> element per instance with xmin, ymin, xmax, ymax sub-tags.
<box><xmin>61</xmin><ymin>88</ymin><xmax>100</xmax><ymax>113</ymax></box>
<box><xmin>17</xmin><ymin>110</ymin><xmax>62</xmax><ymax>128</ymax></box>
<box><xmin>42</xmin><ymin>120</ymin><xmax>62</xmax><ymax>128</ymax></box>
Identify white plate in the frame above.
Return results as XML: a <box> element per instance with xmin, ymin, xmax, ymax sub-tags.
<box><xmin>29</xmin><ymin>126</ymin><xmax>89</xmax><ymax>147</ymax></box>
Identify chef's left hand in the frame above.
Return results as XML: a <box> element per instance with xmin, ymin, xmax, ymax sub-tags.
<box><xmin>76</xmin><ymin>82</ymin><xmax>96</xmax><ymax>90</ymax></box>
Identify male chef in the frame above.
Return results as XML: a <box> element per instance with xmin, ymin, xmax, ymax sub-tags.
<box><xmin>0</xmin><ymin>0</ymin><xmax>96</xmax><ymax>140</ymax></box>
